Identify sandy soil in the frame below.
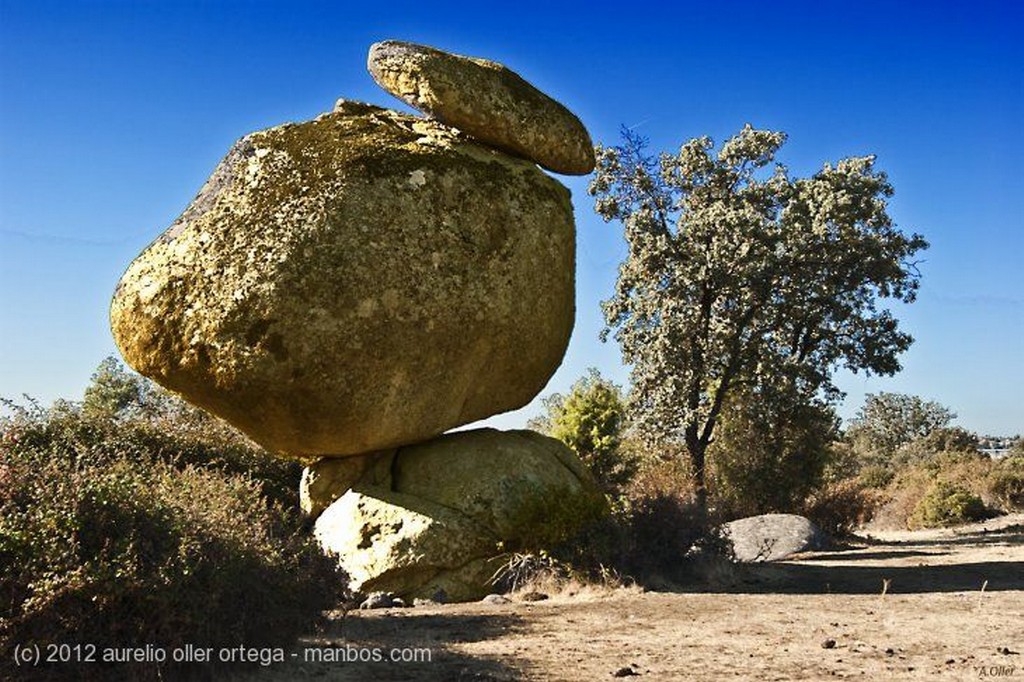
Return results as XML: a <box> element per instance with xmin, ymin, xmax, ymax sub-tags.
<box><xmin>252</xmin><ymin>514</ymin><xmax>1024</xmax><ymax>681</ymax></box>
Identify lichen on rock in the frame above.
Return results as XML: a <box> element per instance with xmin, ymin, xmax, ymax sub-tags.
<box><xmin>311</xmin><ymin>429</ymin><xmax>607</xmax><ymax>601</ymax></box>
<box><xmin>368</xmin><ymin>40</ymin><xmax>596</xmax><ymax>175</ymax></box>
<box><xmin>111</xmin><ymin>106</ymin><xmax>575</xmax><ymax>458</ymax></box>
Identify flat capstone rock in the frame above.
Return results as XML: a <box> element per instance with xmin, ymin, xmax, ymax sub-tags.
<box><xmin>368</xmin><ymin>40</ymin><xmax>595</xmax><ymax>175</ymax></box>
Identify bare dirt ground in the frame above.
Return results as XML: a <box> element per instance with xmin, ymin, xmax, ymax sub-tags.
<box><xmin>253</xmin><ymin>514</ymin><xmax>1024</xmax><ymax>681</ymax></box>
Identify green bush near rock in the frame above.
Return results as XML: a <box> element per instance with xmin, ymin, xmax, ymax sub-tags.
<box><xmin>0</xmin><ymin>398</ymin><xmax>345</xmax><ymax>680</ymax></box>
<box><xmin>910</xmin><ymin>481</ymin><xmax>989</xmax><ymax>528</ymax></box>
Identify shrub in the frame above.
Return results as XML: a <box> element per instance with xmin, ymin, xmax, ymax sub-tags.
<box><xmin>530</xmin><ymin>369</ymin><xmax>635</xmax><ymax>495</ymax></box>
<box><xmin>910</xmin><ymin>426</ymin><xmax>980</xmax><ymax>455</ymax></box>
<box><xmin>988</xmin><ymin>455</ymin><xmax>1024</xmax><ymax>511</ymax></box>
<box><xmin>1</xmin><ymin>395</ymin><xmax>300</xmax><ymax>507</ymax></box>
<box><xmin>0</xmin><ymin>401</ymin><xmax>345</xmax><ymax>680</ymax></box>
<box><xmin>858</xmin><ymin>465</ymin><xmax>895</xmax><ymax>489</ymax></box>
<box><xmin>800</xmin><ymin>479</ymin><xmax>880</xmax><ymax>536</ymax></box>
<box><xmin>551</xmin><ymin>458</ymin><xmax>724</xmax><ymax>587</ymax></box>
<box><xmin>868</xmin><ymin>449</ymin><xmax>998</xmax><ymax>529</ymax></box>
<box><xmin>821</xmin><ymin>440</ymin><xmax>861</xmax><ymax>483</ymax></box>
<box><xmin>910</xmin><ymin>481</ymin><xmax>989</xmax><ymax>528</ymax></box>
<box><xmin>489</xmin><ymin>550</ymin><xmax>569</xmax><ymax>593</ymax></box>
<box><xmin>917</xmin><ymin>450</ymin><xmax>994</xmax><ymax>485</ymax></box>
<box><xmin>626</xmin><ymin>451</ymin><xmax>694</xmax><ymax>501</ymax></box>
<box><xmin>709</xmin><ymin>391</ymin><xmax>838</xmax><ymax>518</ymax></box>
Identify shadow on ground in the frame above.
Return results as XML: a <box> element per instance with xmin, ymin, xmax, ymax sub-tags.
<box><xmin>238</xmin><ymin>518</ymin><xmax>1024</xmax><ymax>680</ymax></box>
<box><xmin>855</xmin><ymin>524</ymin><xmax>1024</xmax><ymax>549</ymax></box>
<box><xmin>719</xmin><ymin>559</ymin><xmax>1023</xmax><ymax>595</ymax></box>
<box><xmin>704</xmin><ymin>521</ymin><xmax>1024</xmax><ymax>595</ymax></box>
<box><xmin>246</xmin><ymin>612</ymin><xmax>528</xmax><ymax>681</ymax></box>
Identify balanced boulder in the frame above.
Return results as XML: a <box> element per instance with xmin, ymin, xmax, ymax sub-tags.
<box><xmin>368</xmin><ymin>40</ymin><xmax>595</xmax><ymax>175</ymax></box>
<box><xmin>111</xmin><ymin>102</ymin><xmax>575</xmax><ymax>457</ymax></box>
<box><xmin>312</xmin><ymin>429</ymin><xmax>606</xmax><ymax>601</ymax></box>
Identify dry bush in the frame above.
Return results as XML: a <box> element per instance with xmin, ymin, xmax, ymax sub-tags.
<box><xmin>0</xmin><ymin>402</ymin><xmax>345</xmax><ymax>681</ymax></box>
<box><xmin>800</xmin><ymin>479</ymin><xmax>881</xmax><ymax>536</ymax></box>
<box><xmin>626</xmin><ymin>452</ymin><xmax>695</xmax><ymax>500</ymax></box>
<box><xmin>870</xmin><ymin>451</ymin><xmax>1000</xmax><ymax>529</ymax></box>
<box><xmin>546</xmin><ymin>453</ymin><xmax>727</xmax><ymax>589</ymax></box>
<box><xmin>987</xmin><ymin>455</ymin><xmax>1024</xmax><ymax>511</ymax></box>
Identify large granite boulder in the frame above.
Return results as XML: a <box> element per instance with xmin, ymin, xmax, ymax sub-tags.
<box><xmin>111</xmin><ymin>102</ymin><xmax>575</xmax><ymax>458</ymax></box>
<box><xmin>723</xmin><ymin>513</ymin><xmax>830</xmax><ymax>562</ymax></box>
<box><xmin>368</xmin><ymin>40</ymin><xmax>595</xmax><ymax>175</ymax></box>
<box><xmin>312</xmin><ymin>429</ymin><xmax>606</xmax><ymax>601</ymax></box>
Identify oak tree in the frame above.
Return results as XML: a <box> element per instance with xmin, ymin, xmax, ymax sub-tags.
<box><xmin>845</xmin><ymin>392</ymin><xmax>957</xmax><ymax>464</ymax></box>
<box><xmin>589</xmin><ymin>125</ymin><xmax>927</xmax><ymax>507</ymax></box>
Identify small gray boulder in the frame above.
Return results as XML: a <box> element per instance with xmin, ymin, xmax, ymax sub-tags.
<box><xmin>723</xmin><ymin>513</ymin><xmax>830</xmax><ymax>562</ymax></box>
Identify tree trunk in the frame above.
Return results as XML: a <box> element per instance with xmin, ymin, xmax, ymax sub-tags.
<box><xmin>685</xmin><ymin>426</ymin><xmax>709</xmax><ymax>520</ymax></box>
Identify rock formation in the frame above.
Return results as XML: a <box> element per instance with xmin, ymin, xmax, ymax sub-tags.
<box><xmin>312</xmin><ymin>429</ymin><xmax>605</xmax><ymax>601</ymax></box>
<box><xmin>110</xmin><ymin>101</ymin><xmax>574</xmax><ymax>457</ymax></box>
<box><xmin>368</xmin><ymin>40</ymin><xmax>595</xmax><ymax>175</ymax></box>
<box><xmin>110</xmin><ymin>40</ymin><xmax>600</xmax><ymax>601</ymax></box>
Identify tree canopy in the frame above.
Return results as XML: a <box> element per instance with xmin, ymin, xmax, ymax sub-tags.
<box><xmin>845</xmin><ymin>391</ymin><xmax>957</xmax><ymax>462</ymax></box>
<box><xmin>82</xmin><ymin>356</ymin><xmax>148</xmax><ymax>418</ymax></box>
<box><xmin>588</xmin><ymin>124</ymin><xmax>928</xmax><ymax>500</ymax></box>
<box><xmin>528</xmin><ymin>369</ymin><xmax>632</xmax><ymax>494</ymax></box>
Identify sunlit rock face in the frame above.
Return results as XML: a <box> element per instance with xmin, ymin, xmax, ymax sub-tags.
<box><xmin>111</xmin><ymin>103</ymin><xmax>575</xmax><ymax>458</ymax></box>
<box><xmin>368</xmin><ymin>40</ymin><xmax>595</xmax><ymax>175</ymax></box>
<box><xmin>312</xmin><ymin>429</ymin><xmax>606</xmax><ymax>602</ymax></box>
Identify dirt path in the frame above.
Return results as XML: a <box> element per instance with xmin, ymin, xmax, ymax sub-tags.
<box><xmin>252</xmin><ymin>514</ymin><xmax>1024</xmax><ymax>681</ymax></box>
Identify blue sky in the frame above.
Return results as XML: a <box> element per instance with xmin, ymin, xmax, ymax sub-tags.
<box><xmin>1</xmin><ymin>0</ymin><xmax>1021</xmax><ymax>435</ymax></box>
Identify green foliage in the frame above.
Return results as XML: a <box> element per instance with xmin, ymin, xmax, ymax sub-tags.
<box><xmin>858</xmin><ymin>465</ymin><xmax>896</xmax><ymax>489</ymax></box>
<box><xmin>915</xmin><ymin>449</ymin><xmax>990</xmax><ymax>479</ymax></box>
<box><xmin>845</xmin><ymin>392</ymin><xmax>956</xmax><ymax>464</ymax></box>
<box><xmin>911</xmin><ymin>426</ymin><xmax>980</xmax><ymax>454</ymax></box>
<box><xmin>531</xmin><ymin>369</ymin><xmax>635</xmax><ymax>494</ymax></box>
<box><xmin>709</xmin><ymin>386</ymin><xmax>839</xmax><ymax>517</ymax></box>
<box><xmin>888</xmin><ymin>426</ymin><xmax>980</xmax><ymax>471</ymax></box>
<box><xmin>3</xmin><ymin>391</ymin><xmax>300</xmax><ymax>508</ymax></box>
<box><xmin>82</xmin><ymin>355</ymin><xmax>146</xmax><ymax>418</ymax></box>
<box><xmin>868</xmin><ymin>449</ymin><xmax>999</xmax><ymax>529</ymax></box>
<box><xmin>589</xmin><ymin>125</ymin><xmax>926</xmax><ymax>500</ymax></box>
<box><xmin>1</xmin><ymin>376</ymin><xmax>345</xmax><ymax>680</ymax></box>
<box><xmin>502</xmin><ymin>484</ymin><xmax>610</xmax><ymax>554</ymax></box>
<box><xmin>910</xmin><ymin>481</ymin><xmax>989</xmax><ymax>528</ymax></box>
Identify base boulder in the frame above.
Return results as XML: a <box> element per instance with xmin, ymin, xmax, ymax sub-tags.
<box><xmin>312</xmin><ymin>429</ymin><xmax>606</xmax><ymax>601</ymax></box>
